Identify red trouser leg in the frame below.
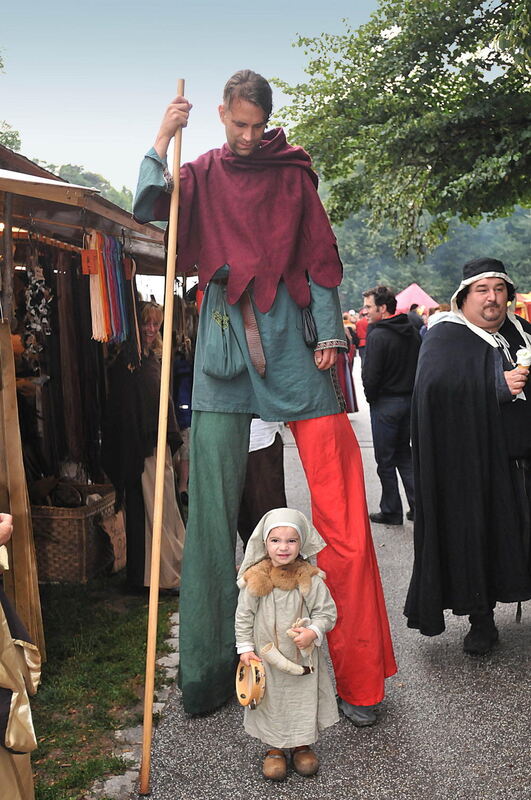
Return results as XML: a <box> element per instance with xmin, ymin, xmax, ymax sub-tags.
<box><xmin>290</xmin><ymin>412</ymin><xmax>397</xmax><ymax>706</ymax></box>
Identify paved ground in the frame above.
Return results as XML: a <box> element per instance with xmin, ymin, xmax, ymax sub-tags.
<box><xmin>136</xmin><ymin>362</ymin><xmax>531</xmax><ymax>800</ymax></box>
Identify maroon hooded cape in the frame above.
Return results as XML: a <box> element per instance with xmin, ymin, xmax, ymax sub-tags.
<box><xmin>156</xmin><ymin>128</ymin><xmax>343</xmax><ymax>313</ymax></box>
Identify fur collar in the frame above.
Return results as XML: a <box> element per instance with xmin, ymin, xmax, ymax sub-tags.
<box><xmin>242</xmin><ymin>557</ymin><xmax>323</xmax><ymax>597</ymax></box>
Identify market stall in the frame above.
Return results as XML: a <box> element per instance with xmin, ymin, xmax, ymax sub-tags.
<box><xmin>0</xmin><ymin>145</ymin><xmax>167</xmax><ymax>648</ymax></box>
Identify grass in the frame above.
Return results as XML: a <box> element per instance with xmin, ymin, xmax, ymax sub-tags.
<box><xmin>31</xmin><ymin>573</ymin><xmax>177</xmax><ymax>800</ymax></box>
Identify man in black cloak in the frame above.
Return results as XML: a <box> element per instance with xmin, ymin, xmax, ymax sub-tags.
<box><xmin>404</xmin><ymin>258</ymin><xmax>531</xmax><ymax>655</ymax></box>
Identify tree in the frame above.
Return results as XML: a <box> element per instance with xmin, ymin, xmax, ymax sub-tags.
<box><xmin>0</xmin><ymin>51</ymin><xmax>21</xmax><ymax>150</ymax></box>
<box><xmin>33</xmin><ymin>161</ymin><xmax>133</xmax><ymax>211</ymax></box>
<box><xmin>0</xmin><ymin>121</ymin><xmax>21</xmax><ymax>151</ymax></box>
<box><xmin>276</xmin><ymin>0</ymin><xmax>531</xmax><ymax>255</ymax></box>
<box><xmin>336</xmin><ymin>206</ymin><xmax>531</xmax><ymax>310</ymax></box>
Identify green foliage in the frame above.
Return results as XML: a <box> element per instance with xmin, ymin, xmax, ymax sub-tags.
<box><xmin>336</xmin><ymin>206</ymin><xmax>531</xmax><ymax>309</ymax></box>
<box><xmin>0</xmin><ymin>49</ymin><xmax>22</xmax><ymax>150</ymax></box>
<box><xmin>0</xmin><ymin>120</ymin><xmax>21</xmax><ymax>151</ymax></box>
<box><xmin>32</xmin><ymin>577</ymin><xmax>176</xmax><ymax>800</ymax></box>
<box><xmin>33</xmin><ymin>161</ymin><xmax>133</xmax><ymax>211</ymax></box>
<box><xmin>276</xmin><ymin>0</ymin><xmax>531</xmax><ymax>255</ymax></box>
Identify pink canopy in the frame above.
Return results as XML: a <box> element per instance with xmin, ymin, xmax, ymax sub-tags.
<box><xmin>395</xmin><ymin>282</ymin><xmax>438</xmax><ymax>313</ymax></box>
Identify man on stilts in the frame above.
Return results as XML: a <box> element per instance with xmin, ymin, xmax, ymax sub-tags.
<box><xmin>134</xmin><ymin>70</ymin><xmax>396</xmax><ymax>724</ymax></box>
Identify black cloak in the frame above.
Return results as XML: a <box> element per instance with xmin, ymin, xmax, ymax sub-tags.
<box><xmin>404</xmin><ymin>315</ymin><xmax>531</xmax><ymax>636</ymax></box>
<box><xmin>101</xmin><ymin>350</ymin><xmax>181</xmax><ymax>506</ymax></box>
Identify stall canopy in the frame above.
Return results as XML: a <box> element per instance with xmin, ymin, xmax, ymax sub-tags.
<box><xmin>395</xmin><ymin>282</ymin><xmax>438</xmax><ymax>312</ymax></box>
<box><xmin>0</xmin><ymin>145</ymin><xmax>166</xmax><ymax>275</ymax></box>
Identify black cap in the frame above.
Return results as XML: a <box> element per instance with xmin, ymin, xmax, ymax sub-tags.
<box><xmin>462</xmin><ymin>257</ymin><xmax>507</xmax><ymax>281</ymax></box>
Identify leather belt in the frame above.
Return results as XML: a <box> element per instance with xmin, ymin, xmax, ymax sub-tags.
<box><xmin>210</xmin><ymin>278</ymin><xmax>266</xmax><ymax>378</ymax></box>
<box><xmin>240</xmin><ymin>290</ymin><xmax>266</xmax><ymax>378</ymax></box>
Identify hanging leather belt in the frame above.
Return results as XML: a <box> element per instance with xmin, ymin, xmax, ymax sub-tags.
<box><xmin>240</xmin><ymin>290</ymin><xmax>267</xmax><ymax>378</ymax></box>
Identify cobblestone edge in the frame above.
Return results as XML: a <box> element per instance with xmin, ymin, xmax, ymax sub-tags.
<box><xmin>83</xmin><ymin>611</ymin><xmax>180</xmax><ymax>800</ymax></box>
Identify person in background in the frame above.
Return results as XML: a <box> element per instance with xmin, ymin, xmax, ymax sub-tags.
<box><xmin>173</xmin><ymin>325</ymin><xmax>194</xmax><ymax>508</ymax></box>
<box><xmin>238</xmin><ymin>419</ymin><xmax>287</xmax><ymax>548</ymax></box>
<box><xmin>407</xmin><ymin>303</ymin><xmax>424</xmax><ymax>331</ymax></box>
<box><xmin>356</xmin><ymin>308</ymin><xmax>369</xmax><ymax>365</ymax></box>
<box><xmin>362</xmin><ymin>286</ymin><xmax>420</xmax><ymax>526</ymax></box>
<box><xmin>102</xmin><ymin>301</ymin><xmax>184</xmax><ymax>594</ymax></box>
<box><xmin>419</xmin><ymin>306</ymin><xmax>440</xmax><ymax>338</ymax></box>
<box><xmin>338</xmin><ymin>313</ymin><xmax>358</xmax><ymax>412</ymax></box>
<box><xmin>426</xmin><ymin>302</ymin><xmax>451</xmax><ymax>331</ymax></box>
<box><xmin>342</xmin><ymin>312</ymin><xmax>358</xmax><ymax>369</ymax></box>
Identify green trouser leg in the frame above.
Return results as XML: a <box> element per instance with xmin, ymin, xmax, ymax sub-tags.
<box><xmin>179</xmin><ymin>410</ymin><xmax>251</xmax><ymax>713</ymax></box>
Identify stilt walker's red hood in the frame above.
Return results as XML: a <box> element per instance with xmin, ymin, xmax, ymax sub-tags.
<box><xmin>165</xmin><ymin>128</ymin><xmax>343</xmax><ymax>313</ymax></box>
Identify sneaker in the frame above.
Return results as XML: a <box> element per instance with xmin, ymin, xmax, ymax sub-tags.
<box><xmin>338</xmin><ymin>697</ymin><xmax>377</xmax><ymax>726</ymax></box>
<box><xmin>406</xmin><ymin>509</ymin><xmax>414</xmax><ymax>522</ymax></box>
<box><xmin>369</xmin><ymin>512</ymin><xmax>402</xmax><ymax>526</ymax></box>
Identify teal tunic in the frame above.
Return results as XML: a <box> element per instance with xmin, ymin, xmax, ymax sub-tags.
<box><xmin>134</xmin><ymin>149</ymin><xmax>347</xmax><ymax>421</ymax></box>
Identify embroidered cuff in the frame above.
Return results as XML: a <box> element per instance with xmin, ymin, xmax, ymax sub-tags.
<box><xmin>314</xmin><ymin>338</ymin><xmax>347</xmax><ymax>352</ymax></box>
<box><xmin>162</xmin><ymin>166</ymin><xmax>174</xmax><ymax>194</ymax></box>
<box><xmin>308</xmin><ymin>624</ymin><xmax>323</xmax><ymax>646</ymax></box>
<box><xmin>236</xmin><ymin>642</ymin><xmax>255</xmax><ymax>654</ymax></box>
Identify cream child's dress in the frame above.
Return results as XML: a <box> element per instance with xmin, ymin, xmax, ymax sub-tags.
<box><xmin>235</xmin><ymin>508</ymin><xmax>339</xmax><ymax>748</ymax></box>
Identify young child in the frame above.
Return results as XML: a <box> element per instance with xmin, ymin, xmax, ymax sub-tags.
<box><xmin>235</xmin><ymin>507</ymin><xmax>338</xmax><ymax>781</ymax></box>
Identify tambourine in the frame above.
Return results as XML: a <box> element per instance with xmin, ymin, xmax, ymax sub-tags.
<box><xmin>235</xmin><ymin>658</ymin><xmax>266</xmax><ymax>709</ymax></box>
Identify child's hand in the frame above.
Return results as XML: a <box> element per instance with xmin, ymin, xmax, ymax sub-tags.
<box><xmin>291</xmin><ymin>627</ymin><xmax>318</xmax><ymax>650</ymax></box>
<box><xmin>240</xmin><ymin>651</ymin><xmax>262</xmax><ymax>666</ymax></box>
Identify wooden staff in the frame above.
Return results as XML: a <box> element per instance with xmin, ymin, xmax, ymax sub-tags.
<box><xmin>139</xmin><ymin>78</ymin><xmax>185</xmax><ymax>796</ymax></box>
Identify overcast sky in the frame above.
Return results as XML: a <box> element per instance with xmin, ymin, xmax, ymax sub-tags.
<box><xmin>1</xmin><ymin>0</ymin><xmax>379</xmax><ymax>193</ymax></box>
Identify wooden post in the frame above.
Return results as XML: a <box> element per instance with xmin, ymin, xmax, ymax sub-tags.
<box><xmin>1</xmin><ymin>192</ymin><xmax>14</xmax><ymax>324</ymax></box>
<box><xmin>0</xmin><ymin>321</ymin><xmax>45</xmax><ymax>657</ymax></box>
<box><xmin>139</xmin><ymin>79</ymin><xmax>185</xmax><ymax>796</ymax></box>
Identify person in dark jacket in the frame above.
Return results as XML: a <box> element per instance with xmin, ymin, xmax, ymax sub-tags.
<box><xmin>407</xmin><ymin>303</ymin><xmax>424</xmax><ymax>331</ymax></box>
<box><xmin>102</xmin><ymin>302</ymin><xmax>184</xmax><ymax>593</ymax></box>
<box><xmin>362</xmin><ymin>286</ymin><xmax>421</xmax><ymax>525</ymax></box>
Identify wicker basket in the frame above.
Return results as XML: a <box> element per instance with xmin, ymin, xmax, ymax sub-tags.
<box><xmin>32</xmin><ymin>484</ymin><xmax>116</xmax><ymax>583</ymax></box>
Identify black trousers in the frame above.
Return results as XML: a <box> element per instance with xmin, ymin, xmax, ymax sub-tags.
<box><xmin>237</xmin><ymin>432</ymin><xmax>287</xmax><ymax>547</ymax></box>
<box><xmin>370</xmin><ymin>394</ymin><xmax>415</xmax><ymax>517</ymax></box>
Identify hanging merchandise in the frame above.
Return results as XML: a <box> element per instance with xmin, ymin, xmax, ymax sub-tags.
<box><xmin>103</xmin><ymin>234</ymin><xmax>129</xmax><ymax>343</ymax></box>
<box><xmin>87</xmin><ymin>230</ymin><xmax>109</xmax><ymax>341</ymax></box>
<box><xmin>85</xmin><ymin>230</ymin><xmax>130</xmax><ymax>344</ymax></box>
<box><xmin>23</xmin><ymin>262</ymin><xmax>54</xmax><ymax>354</ymax></box>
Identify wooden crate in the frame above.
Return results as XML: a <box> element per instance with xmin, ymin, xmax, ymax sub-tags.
<box><xmin>31</xmin><ymin>485</ymin><xmax>116</xmax><ymax>583</ymax></box>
